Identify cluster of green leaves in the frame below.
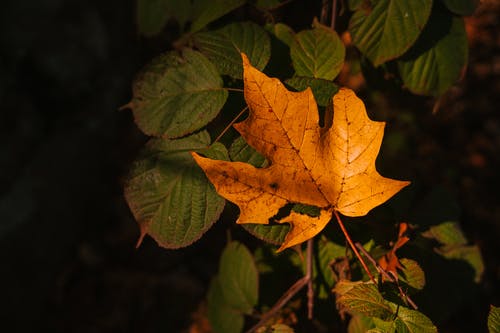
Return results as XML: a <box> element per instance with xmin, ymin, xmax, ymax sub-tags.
<box><xmin>348</xmin><ymin>0</ymin><xmax>473</xmax><ymax>96</ymax></box>
<box><xmin>124</xmin><ymin>0</ymin><xmax>492</xmax><ymax>332</ymax></box>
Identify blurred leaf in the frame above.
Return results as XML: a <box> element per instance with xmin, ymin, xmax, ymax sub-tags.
<box><xmin>348</xmin><ymin>314</ymin><xmax>376</xmax><ymax>333</ymax></box>
<box><xmin>488</xmin><ymin>305</ymin><xmax>500</xmax><ymax>333</ymax></box>
<box><xmin>398</xmin><ymin>12</ymin><xmax>468</xmax><ymax>96</ymax></box>
<box><xmin>194</xmin><ymin>22</ymin><xmax>271</xmax><ymax>79</ymax></box>
<box><xmin>190</xmin><ymin>0</ymin><xmax>246</xmax><ymax>33</ymax></box>
<box><xmin>266</xmin><ymin>23</ymin><xmax>295</xmax><ymax>46</ymax></box>
<box><xmin>290</xmin><ymin>19</ymin><xmax>345</xmax><ymax>80</ymax></box>
<box><xmin>256</xmin><ymin>323</ymin><xmax>295</xmax><ymax>333</ymax></box>
<box><xmin>285</xmin><ymin>76</ymin><xmax>339</xmax><ymax>106</ymax></box>
<box><xmin>317</xmin><ymin>236</ymin><xmax>346</xmax><ymax>298</ymax></box>
<box><xmin>253</xmin><ymin>0</ymin><xmax>283</xmax><ymax>9</ymax></box>
<box><xmin>334</xmin><ymin>281</ymin><xmax>394</xmax><ymax>320</ymax></box>
<box><xmin>124</xmin><ymin>131</ymin><xmax>227</xmax><ymax>248</ymax></box>
<box><xmin>422</xmin><ymin>221</ymin><xmax>484</xmax><ymax>282</ymax></box>
<box><xmin>219</xmin><ymin>241</ymin><xmax>259</xmax><ymax>313</ymax></box>
<box><xmin>207</xmin><ymin>277</ymin><xmax>244</xmax><ymax>333</ymax></box>
<box><xmin>441</xmin><ymin>0</ymin><xmax>478</xmax><ymax>15</ymax></box>
<box><xmin>421</xmin><ymin>221</ymin><xmax>467</xmax><ymax>246</ymax></box>
<box><xmin>399</xmin><ymin>258</ymin><xmax>426</xmax><ymax>291</ymax></box>
<box><xmin>137</xmin><ymin>0</ymin><xmax>172</xmax><ymax>36</ymax></box>
<box><xmin>349</xmin><ymin>0</ymin><xmax>432</xmax><ymax>66</ymax></box>
<box><xmin>130</xmin><ymin>49</ymin><xmax>227</xmax><ymax>138</ymax></box>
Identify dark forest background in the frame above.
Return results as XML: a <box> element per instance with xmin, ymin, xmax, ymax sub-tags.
<box><xmin>0</xmin><ymin>0</ymin><xmax>498</xmax><ymax>332</ymax></box>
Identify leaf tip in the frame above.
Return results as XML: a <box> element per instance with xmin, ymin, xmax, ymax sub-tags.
<box><xmin>135</xmin><ymin>223</ymin><xmax>148</xmax><ymax>248</ymax></box>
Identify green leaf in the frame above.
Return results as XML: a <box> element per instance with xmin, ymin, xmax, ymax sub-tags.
<box><xmin>317</xmin><ymin>236</ymin><xmax>346</xmax><ymax>298</ymax></box>
<box><xmin>229</xmin><ymin>136</ymin><xmax>267</xmax><ymax>167</ymax></box>
<box><xmin>207</xmin><ymin>277</ymin><xmax>244</xmax><ymax>333</ymax></box>
<box><xmin>243</xmin><ymin>223</ymin><xmax>290</xmax><ymax>245</ymax></box>
<box><xmin>334</xmin><ymin>281</ymin><xmax>394</xmax><ymax>320</ymax></box>
<box><xmin>441</xmin><ymin>0</ymin><xmax>478</xmax><ymax>15</ymax></box>
<box><xmin>190</xmin><ymin>0</ymin><xmax>246</xmax><ymax>33</ymax></box>
<box><xmin>290</xmin><ymin>19</ymin><xmax>345</xmax><ymax>80</ymax></box>
<box><xmin>266</xmin><ymin>23</ymin><xmax>295</xmax><ymax>47</ymax></box>
<box><xmin>398</xmin><ymin>13</ymin><xmax>468</xmax><ymax>96</ymax></box>
<box><xmin>421</xmin><ymin>221</ymin><xmax>467</xmax><ymax>246</ymax></box>
<box><xmin>194</xmin><ymin>22</ymin><xmax>271</xmax><ymax>79</ymax></box>
<box><xmin>488</xmin><ymin>305</ymin><xmax>500</xmax><ymax>333</ymax></box>
<box><xmin>219</xmin><ymin>241</ymin><xmax>259</xmax><ymax>313</ymax></box>
<box><xmin>137</xmin><ymin>0</ymin><xmax>172</xmax><ymax>36</ymax></box>
<box><xmin>422</xmin><ymin>221</ymin><xmax>484</xmax><ymax>282</ymax></box>
<box><xmin>285</xmin><ymin>76</ymin><xmax>339</xmax><ymax>106</ymax></box>
<box><xmin>349</xmin><ymin>0</ymin><xmax>432</xmax><ymax>66</ymax></box>
<box><xmin>257</xmin><ymin>323</ymin><xmax>295</xmax><ymax>333</ymax></box>
<box><xmin>124</xmin><ymin>131</ymin><xmax>227</xmax><ymax>248</ymax></box>
<box><xmin>130</xmin><ymin>49</ymin><xmax>227</xmax><ymax>138</ymax></box>
<box><xmin>399</xmin><ymin>258</ymin><xmax>426</xmax><ymax>291</ymax></box>
<box><xmin>348</xmin><ymin>314</ymin><xmax>376</xmax><ymax>333</ymax></box>
<box><xmin>137</xmin><ymin>0</ymin><xmax>192</xmax><ymax>35</ymax></box>
<box><xmin>389</xmin><ymin>303</ymin><xmax>438</xmax><ymax>333</ymax></box>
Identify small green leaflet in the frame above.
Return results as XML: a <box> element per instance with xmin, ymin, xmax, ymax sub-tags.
<box><xmin>290</xmin><ymin>19</ymin><xmax>345</xmax><ymax>80</ymax></box>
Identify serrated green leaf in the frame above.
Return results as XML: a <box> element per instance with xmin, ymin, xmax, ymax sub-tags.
<box><xmin>399</xmin><ymin>258</ymin><xmax>426</xmax><ymax>291</ymax></box>
<box><xmin>124</xmin><ymin>131</ymin><xmax>227</xmax><ymax>248</ymax></box>
<box><xmin>488</xmin><ymin>305</ymin><xmax>500</xmax><ymax>333</ymax></box>
<box><xmin>130</xmin><ymin>49</ymin><xmax>227</xmax><ymax>138</ymax></box>
<box><xmin>266</xmin><ymin>23</ymin><xmax>295</xmax><ymax>46</ymax></box>
<box><xmin>229</xmin><ymin>136</ymin><xmax>267</xmax><ymax>167</ymax></box>
<box><xmin>348</xmin><ymin>314</ymin><xmax>376</xmax><ymax>333</ymax></box>
<box><xmin>290</xmin><ymin>20</ymin><xmax>345</xmax><ymax>80</ymax></box>
<box><xmin>335</xmin><ymin>281</ymin><xmax>394</xmax><ymax>320</ymax></box>
<box><xmin>349</xmin><ymin>0</ymin><xmax>432</xmax><ymax>66</ymax></box>
<box><xmin>285</xmin><ymin>76</ymin><xmax>339</xmax><ymax>106</ymax></box>
<box><xmin>194</xmin><ymin>22</ymin><xmax>271</xmax><ymax>79</ymax></box>
<box><xmin>398</xmin><ymin>13</ymin><xmax>468</xmax><ymax>96</ymax></box>
<box><xmin>190</xmin><ymin>0</ymin><xmax>246</xmax><ymax>33</ymax></box>
<box><xmin>219</xmin><ymin>241</ymin><xmax>259</xmax><ymax>313</ymax></box>
<box><xmin>243</xmin><ymin>223</ymin><xmax>290</xmax><ymax>245</ymax></box>
<box><xmin>389</xmin><ymin>303</ymin><xmax>438</xmax><ymax>333</ymax></box>
<box><xmin>208</xmin><ymin>277</ymin><xmax>244</xmax><ymax>333</ymax></box>
<box><xmin>441</xmin><ymin>0</ymin><xmax>478</xmax><ymax>15</ymax></box>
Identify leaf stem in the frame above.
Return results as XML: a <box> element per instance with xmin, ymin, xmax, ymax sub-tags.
<box><xmin>224</xmin><ymin>87</ymin><xmax>244</xmax><ymax>92</ymax></box>
<box><xmin>212</xmin><ymin>106</ymin><xmax>248</xmax><ymax>144</ymax></box>
<box><xmin>331</xmin><ymin>0</ymin><xmax>338</xmax><ymax>30</ymax></box>
<box><xmin>333</xmin><ymin>210</ymin><xmax>376</xmax><ymax>283</ymax></box>
<box><xmin>246</xmin><ymin>275</ymin><xmax>309</xmax><ymax>333</ymax></box>
<box><xmin>306</xmin><ymin>238</ymin><xmax>314</xmax><ymax>319</ymax></box>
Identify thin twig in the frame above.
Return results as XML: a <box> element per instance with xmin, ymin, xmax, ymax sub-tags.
<box><xmin>333</xmin><ymin>210</ymin><xmax>376</xmax><ymax>283</ymax></box>
<box><xmin>212</xmin><ymin>106</ymin><xmax>248</xmax><ymax>144</ymax></box>
<box><xmin>246</xmin><ymin>276</ymin><xmax>309</xmax><ymax>333</ymax></box>
<box><xmin>306</xmin><ymin>239</ymin><xmax>314</xmax><ymax>319</ymax></box>
<box><xmin>331</xmin><ymin>0</ymin><xmax>338</xmax><ymax>30</ymax></box>
<box><xmin>354</xmin><ymin>242</ymin><xmax>418</xmax><ymax>310</ymax></box>
<box><xmin>320</xmin><ymin>0</ymin><xmax>329</xmax><ymax>24</ymax></box>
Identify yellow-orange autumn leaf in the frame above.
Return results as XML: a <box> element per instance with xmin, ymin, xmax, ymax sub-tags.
<box><xmin>192</xmin><ymin>54</ymin><xmax>410</xmax><ymax>251</ymax></box>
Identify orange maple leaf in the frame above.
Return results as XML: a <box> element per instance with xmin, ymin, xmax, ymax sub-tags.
<box><xmin>192</xmin><ymin>54</ymin><xmax>410</xmax><ymax>251</ymax></box>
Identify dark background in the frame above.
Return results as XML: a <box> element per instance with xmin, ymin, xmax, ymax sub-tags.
<box><xmin>0</xmin><ymin>0</ymin><xmax>498</xmax><ymax>332</ymax></box>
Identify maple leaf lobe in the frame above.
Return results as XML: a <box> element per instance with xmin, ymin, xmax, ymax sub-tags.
<box><xmin>192</xmin><ymin>53</ymin><xmax>410</xmax><ymax>250</ymax></box>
